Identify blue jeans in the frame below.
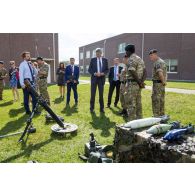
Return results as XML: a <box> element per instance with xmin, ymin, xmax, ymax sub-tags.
<box><xmin>22</xmin><ymin>87</ymin><xmax>37</xmax><ymax>113</ymax></box>
<box><xmin>66</xmin><ymin>82</ymin><xmax>78</xmax><ymax>104</ymax></box>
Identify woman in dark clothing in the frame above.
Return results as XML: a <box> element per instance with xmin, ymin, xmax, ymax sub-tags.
<box><xmin>56</xmin><ymin>62</ymin><xmax>66</xmax><ymax>98</ymax></box>
<box><xmin>9</xmin><ymin>61</ymin><xmax>20</xmax><ymax>102</ymax></box>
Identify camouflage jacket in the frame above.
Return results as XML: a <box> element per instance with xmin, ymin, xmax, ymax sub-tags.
<box><xmin>152</xmin><ymin>58</ymin><xmax>167</xmax><ymax>81</ymax></box>
<box><xmin>126</xmin><ymin>53</ymin><xmax>145</xmax><ymax>80</ymax></box>
<box><xmin>0</xmin><ymin>68</ymin><xmax>7</xmax><ymax>79</ymax></box>
<box><xmin>38</xmin><ymin>63</ymin><xmax>49</xmax><ymax>78</ymax></box>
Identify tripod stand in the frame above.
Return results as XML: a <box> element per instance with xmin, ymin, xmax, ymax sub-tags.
<box><xmin>18</xmin><ymin>101</ymin><xmax>39</xmax><ymax>142</ymax></box>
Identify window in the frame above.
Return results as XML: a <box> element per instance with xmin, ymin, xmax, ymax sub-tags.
<box><xmin>85</xmin><ymin>65</ymin><xmax>89</xmax><ymax>74</ymax></box>
<box><xmin>118</xmin><ymin>43</ymin><xmax>126</xmax><ymax>54</ymax></box>
<box><xmin>86</xmin><ymin>51</ymin><xmax>90</xmax><ymax>58</ymax></box>
<box><xmin>92</xmin><ymin>49</ymin><xmax>96</xmax><ymax>57</ymax></box>
<box><xmin>80</xmin><ymin>52</ymin><xmax>83</xmax><ymax>60</ymax></box>
<box><xmin>164</xmin><ymin>59</ymin><xmax>178</xmax><ymax>73</ymax></box>
<box><xmin>79</xmin><ymin>65</ymin><xmax>84</xmax><ymax>73</ymax></box>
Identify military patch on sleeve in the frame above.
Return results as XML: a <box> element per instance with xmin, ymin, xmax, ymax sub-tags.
<box><xmin>155</xmin><ymin>63</ymin><xmax>161</xmax><ymax>69</ymax></box>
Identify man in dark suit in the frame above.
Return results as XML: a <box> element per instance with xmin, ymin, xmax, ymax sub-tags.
<box><xmin>107</xmin><ymin>58</ymin><xmax>123</xmax><ymax>108</ymax></box>
<box><xmin>88</xmin><ymin>48</ymin><xmax>109</xmax><ymax>113</ymax></box>
<box><xmin>65</xmin><ymin>58</ymin><xmax>79</xmax><ymax>106</ymax></box>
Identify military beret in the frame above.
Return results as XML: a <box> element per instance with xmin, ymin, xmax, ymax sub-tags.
<box><xmin>0</xmin><ymin>61</ymin><xmax>4</xmax><ymax>64</ymax></box>
<box><xmin>36</xmin><ymin>56</ymin><xmax>43</xmax><ymax>61</ymax></box>
<box><xmin>149</xmin><ymin>49</ymin><xmax>158</xmax><ymax>55</ymax></box>
<box><xmin>125</xmin><ymin>44</ymin><xmax>135</xmax><ymax>53</ymax></box>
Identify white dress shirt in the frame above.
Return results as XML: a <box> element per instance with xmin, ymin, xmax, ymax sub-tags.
<box><xmin>19</xmin><ymin>60</ymin><xmax>37</xmax><ymax>87</ymax></box>
<box><xmin>114</xmin><ymin>65</ymin><xmax>119</xmax><ymax>81</ymax></box>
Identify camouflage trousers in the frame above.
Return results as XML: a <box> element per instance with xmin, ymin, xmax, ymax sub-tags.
<box><xmin>0</xmin><ymin>80</ymin><xmax>4</xmax><ymax>100</ymax></box>
<box><xmin>152</xmin><ymin>83</ymin><xmax>165</xmax><ymax>117</ymax></box>
<box><xmin>38</xmin><ymin>79</ymin><xmax>50</xmax><ymax>105</ymax></box>
<box><xmin>119</xmin><ymin>83</ymin><xmax>127</xmax><ymax>109</ymax></box>
<box><xmin>125</xmin><ymin>83</ymin><xmax>142</xmax><ymax>121</ymax></box>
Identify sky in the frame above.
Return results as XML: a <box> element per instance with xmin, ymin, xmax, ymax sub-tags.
<box><xmin>59</xmin><ymin>33</ymin><xmax>120</xmax><ymax>63</ymax></box>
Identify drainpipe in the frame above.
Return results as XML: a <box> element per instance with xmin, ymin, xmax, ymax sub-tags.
<box><xmin>141</xmin><ymin>33</ymin><xmax>144</xmax><ymax>59</ymax></box>
<box><xmin>83</xmin><ymin>47</ymin><xmax>85</xmax><ymax>74</ymax></box>
<box><xmin>104</xmin><ymin>39</ymin><xmax>107</xmax><ymax>57</ymax></box>
<box><xmin>53</xmin><ymin>33</ymin><xmax>56</xmax><ymax>82</ymax></box>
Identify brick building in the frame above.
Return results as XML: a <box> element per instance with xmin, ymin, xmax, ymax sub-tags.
<box><xmin>79</xmin><ymin>33</ymin><xmax>195</xmax><ymax>81</ymax></box>
<box><xmin>0</xmin><ymin>33</ymin><xmax>58</xmax><ymax>83</ymax></box>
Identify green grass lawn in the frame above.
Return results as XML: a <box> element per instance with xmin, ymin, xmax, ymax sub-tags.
<box><xmin>80</xmin><ymin>76</ymin><xmax>195</xmax><ymax>90</ymax></box>
<box><xmin>145</xmin><ymin>80</ymin><xmax>195</xmax><ymax>90</ymax></box>
<box><xmin>0</xmin><ymin>84</ymin><xmax>195</xmax><ymax>163</ymax></box>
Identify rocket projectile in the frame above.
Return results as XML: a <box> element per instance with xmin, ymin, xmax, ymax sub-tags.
<box><xmin>146</xmin><ymin>121</ymin><xmax>180</xmax><ymax>135</ymax></box>
<box><xmin>124</xmin><ymin>117</ymin><xmax>161</xmax><ymax>129</ymax></box>
<box><xmin>163</xmin><ymin>124</ymin><xmax>194</xmax><ymax>141</ymax></box>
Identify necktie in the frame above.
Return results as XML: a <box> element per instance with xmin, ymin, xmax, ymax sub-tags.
<box><xmin>114</xmin><ymin>66</ymin><xmax>117</xmax><ymax>81</ymax></box>
<box><xmin>27</xmin><ymin>62</ymin><xmax>34</xmax><ymax>82</ymax></box>
<box><xmin>71</xmin><ymin>65</ymin><xmax>73</xmax><ymax>75</ymax></box>
<box><xmin>99</xmin><ymin>58</ymin><xmax>102</xmax><ymax>73</ymax></box>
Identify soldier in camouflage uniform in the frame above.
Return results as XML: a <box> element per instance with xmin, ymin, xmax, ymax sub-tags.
<box><xmin>119</xmin><ymin>56</ymin><xmax>128</xmax><ymax>116</ymax></box>
<box><xmin>124</xmin><ymin>44</ymin><xmax>147</xmax><ymax>121</ymax></box>
<box><xmin>0</xmin><ymin>61</ymin><xmax>7</xmax><ymax>100</ymax></box>
<box><xmin>149</xmin><ymin>49</ymin><xmax>167</xmax><ymax>117</ymax></box>
<box><xmin>37</xmin><ymin>57</ymin><xmax>50</xmax><ymax>105</ymax></box>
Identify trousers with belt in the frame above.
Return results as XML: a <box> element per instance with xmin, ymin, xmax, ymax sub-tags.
<box><xmin>107</xmin><ymin>80</ymin><xmax>121</xmax><ymax>106</ymax></box>
<box><xmin>66</xmin><ymin>82</ymin><xmax>78</xmax><ymax>104</ymax></box>
<box><xmin>22</xmin><ymin>79</ymin><xmax>37</xmax><ymax>113</ymax></box>
<box><xmin>120</xmin><ymin>82</ymin><xmax>127</xmax><ymax>110</ymax></box>
<box><xmin>38</xmin><ymin>78</ymin><xmax>50</xmax><ymax>105</ymax></box>
<box><xmin>125</xmin><ymin>82</ymin><xmax>143</xmax><ymax>121</ymax></box>
<box><xmin>152</xmin><ymin>82</ymin><xmax>165</xmax><ymax>117</ymax></box>
<box><xmin>90</xmin><ymin>77</ymin><xmax>105</xmax><ymax>111</ymax></box>
<box><xmin>0</xmin><ymin>80</ymin><xmax>4</xmax><ymax>100</ymax></box>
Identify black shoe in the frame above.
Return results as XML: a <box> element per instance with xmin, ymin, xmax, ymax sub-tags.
<box><xmin>26</xmin><ymin>111</ymin><xmax>32</xmax><ymax>115</ymax></box>
<box><xmin>90</xmin><ymin>109</ymin><xmax>95</xmax><ymax>114</ymax></box>
<box><xmin>119</xmin><ymin>109</ymin><xmax>126</xmax><ymax>115</ymax></box>
<box><xmin>100</xmin><ymin>109</ymin><xmax>105</xmax><ymax>113</ymax></box>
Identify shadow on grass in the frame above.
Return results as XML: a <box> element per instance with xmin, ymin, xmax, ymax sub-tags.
<box><xmin>9</xmin><ymin>107</ymin><xmax>25</xmax><ymax>117</ymax></box>
<box><xmin>0</xmin><ymin>100</ymin><xmax>13</xmax><ymax>107</ymax></box>
<box><xmin>61</xmin><ymin>104</ymin><xmax>78</xmax><ymax>116</ymax></box>
<box><xmin>53</xmin><ymin>97</ymin><xmax>64</xmax><ymax>104</ymax></box>
<box><xmin>50</xmin><ymin>131</ymin><xmax>77</xmax><ymax>140</ymax></box>
<box><xmin>90</xmin><ymin>112</ymin><xmax>115</xmax><ymax>137</ymax></box>
<box><xmin>1</xmin><ymin>138</ymin><xmax>54</xmax><ymax>163</ymax></box>
<box><xmin>109</xmin><ymin>107</ymin><xmax>120</xmax><ymax>115</ymax></box>
<box><xmin>0</xmin><ymin>114</ymin><xmax>27</xmax><ymax>136</ymax></box>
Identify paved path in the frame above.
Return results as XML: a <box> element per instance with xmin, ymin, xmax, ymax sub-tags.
<box><xmin>79</xmin><ymin>80</ymin><xmax>195</xmax><ymax>95</ymax></box>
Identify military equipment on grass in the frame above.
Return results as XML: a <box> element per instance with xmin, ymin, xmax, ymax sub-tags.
<box><xmin>45</xmin><ymin>114</ymin><xmax>64</xmax><ymax>122</ymax></box>
<box><xmin>146</xmin><ymin>121</ymin><xmax>180</xmax><ymax>135</ymax></box>
<box><xmin>0</xmin><ymin>125</ymin><xmax>36</xmax><ymax>139</ymax></box>
<box><xmin>18</xmin><ymin>79</ymin><xmax>65</xmax><ymax>142</ymax></box>
<box><xmin>51</xmin><ymin>123</ymin><xmax>78</xmax><ymax>134</ymax></box>
<box><xmin>163</xmin><ymin>124</ymin><xmax>194</xmax><ymax>141</ymax></box>
<box><xmin>79</xmin><ymin>133</ymin><xmax>114</xmax><ymax>163</ymax></box>
<box><xmin>123</xmin><ymin>115</ymin><xmax>170</xmax><ymax>129</ymax></box>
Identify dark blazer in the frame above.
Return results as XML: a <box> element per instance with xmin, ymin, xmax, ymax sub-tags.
<box><xmin>88</xmin><ymin>57</ymin><xmax>109</xmax><ymax>84</ymax></box>
<box><xmin>108</xmin><ymin>66</ymin><xmax>123</xmax><ymax>83</ymax></box>
<box><xmin>65</xmin><ymin>65</ymin><xmax>80</xmax><ymax>83</ymax></box>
